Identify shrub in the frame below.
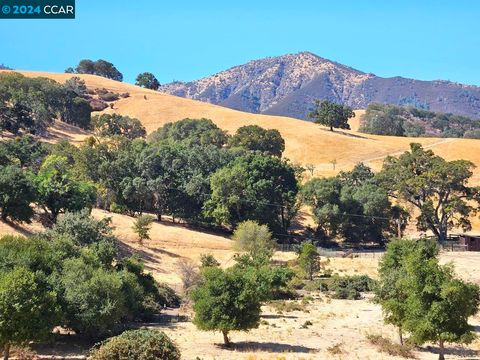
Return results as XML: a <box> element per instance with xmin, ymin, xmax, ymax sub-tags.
<box><xmin>132</xmin><ymin>215</ymin><xmax>155</xmax><ymax>244</ymax></box>
<box><xmin>89</xmin><ymin>329</ymin><xmax>180</xmax><ymax>360</ymax></box>
<box><xmin>366</xmin><ymin>334</ymin><xmax>415</xmax><ymax>358</ymax></box>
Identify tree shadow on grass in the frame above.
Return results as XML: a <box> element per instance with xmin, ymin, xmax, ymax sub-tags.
<box><xmin>261</xmin><ymin>314</ymin><xmax>298</xmax><ymax>319</ymax></box>
<box><xmin>221</xmin><ymin>341</ymin><xmax>316</xmax><ymax>353</ymax></box>
<box><xmin>0</xmin><ymin>219</ymin><xmax>34</xmax><ymax>237</ymax></box>
<box><xmin>417</xmin><ymin>344</ymin><xmax>479</xmax><ymax>358</ymax></box>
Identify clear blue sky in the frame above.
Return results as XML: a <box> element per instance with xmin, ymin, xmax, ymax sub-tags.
<box><xmin>1</xmin><ymin>0</ymin><xmax>479</xmax><ymax>85</ymax></box>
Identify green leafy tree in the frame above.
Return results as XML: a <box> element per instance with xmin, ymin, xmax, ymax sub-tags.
<box><xmin>301</xmin><ymin>164</ymin><xmax>399</xmax><ymax>243</ymax></box>
<box><xmin>374</xmin><ymin>239</ymin><xmax>429</xmax><ymax>345</ymax></box>
<box><xmin>308</xmin><ymin>99</ymin><xmax>354</xmax><ymax>131</ymax></box>
<box><xmin>0</xmin><ymin>267</ymin><xmax>58</xmax><ymax>360</ymax></box>
<box><xmin>135</xmin><ymin>72</ymin><xmax>160</xmax><ymax>90</ymax></box>
<box><xmin>359</xmin><ymin>103</ymin><xmax>406</xmax><ymax>136</ymax></box>
<box><xmin>205</xmin><ymin>154</ymin><xmax>299</xmax><ymax>233</ymax></box>
<box><xmin>228</xmin><ymin>125</ymin><xmax>285</xmax><ymax>157</ymax></box>
<box><xmin>91</xmin><ymin>113</ymin><xmax>146</xmax><ymax>139</ymax></box>
<box><xmin>75</xmin><ymin>59</ymin><xmax>123</xmax><ymax>81</ymax></box>
<box><xmin>378</xmin><ymin>143</ymin><xmax>480</xmax><ymax>241</ymax></box>
<box><xmin>297</xmin><ymin>242</ymin><xmax>320</xmax><ymax>280</ymax></box>
<box><xmin>232</xmin><ymin>220</ymin><xmax>275</xmax><ymax>262</ymax></box>
<box><xmin>401</xmin><ymin>240</ymin><xmax>479</xmax><ymax>360</ymax></box>
<box><xmin>35</xmin><ymin>155</ymin><xmax>97</xmax><ymax>223</ymax></box>
<box><xmin>191</xmin><ymin>266</ymin><xmax>261</xmax><ymax>346</ymax></box>
<box><xmin>148</xmin><ymin>118</ymin><xmax>228</xmax><ymax>147</ymax></box>
<box><xmin>0</xmin><ymin>165</ymin><xmax>36</xmax><ymax>223</ymax></box>
<box><xmin>58</xmin><ymin>257</ymin><xmax>127</xmax><ymax>337</ymax></box>
<box><xmin>89</xmin><ymin>329</ymin><xmax>180</xmax><ymax>360</ymax></box>
<box><xmin>132</xmin><ymin>215</ymin><xmax>155</xmax><ymax>244</ymax></box>
<box><xmin>0</xmin><ymin>135</ymin><xmax>49</xmax><ymax>169</ymax></box>
<box><xmin>47</xmin><ymin>209</ymin><xmax>115</xmax><ymax>246</ymax></box>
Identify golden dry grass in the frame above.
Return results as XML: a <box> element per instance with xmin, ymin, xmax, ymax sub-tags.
<box><xmin>6</xmin><ymin>70</ymin><xmax>480</xmax><ymax>182</ymax></box>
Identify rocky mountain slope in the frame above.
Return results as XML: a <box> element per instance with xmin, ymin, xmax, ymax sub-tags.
<box><xmin>159</xmin><ymin>52</ymin><xmax>480</xmax><ymax>120</ymax></box>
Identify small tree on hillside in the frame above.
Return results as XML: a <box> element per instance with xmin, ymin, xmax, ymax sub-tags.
<box><xmin>191</xmin><ymin>266</ymin><xmax>261</xmax><ymax>346</ymax></box>
<box><xmin>135</xmin><ymin>72</ymin><xmax>160</xmax><ymax>90</ymax></box>
<box><xmin>132</xmin><ymin>215</ymin><xmax>155</xmax><ymax>244</ymax></box>
<box><xmin>0</xmin><ymin>267</ymin><xmax>58</xmax><ymax>360</ymax></box>
<box><xmin>298</xmin><ymin>242</ymin><xmax>320</xmax><ymax>280</ymax></box>
<box><xmin>232</xmin><ymin>220</ymin><xmax>275</xmax><ymax>264</ymax></box>
<box><xmin>35</xmin><ymin>155</ymin><xmax>96</xmax><ymax>224</ymax></box>
<box><xmin>308</xmin><ymin>99</ymin><xmax>355</xmax><ymax>131</ymax></box>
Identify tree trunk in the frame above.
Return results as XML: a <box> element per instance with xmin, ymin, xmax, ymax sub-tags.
<box><xmin>438</xmin><ymin>339</ymin><xmax>445</xmax><ymax>360</ymax></box>
<box><xmin>398</xmin><ymin>327</ymin><xmax>403</xmax><ymax>345</ymax></box>
<box><xmin>222</xmin><ymin>330</ymin><xmax>230</xmax><ymax>346</ymax></box>
<box><xmin>3</xmin><ymin>343</ymin><xmax>10</xmax><ymax>360</ymax></box>
<box><xmin>330</xmin><ymin>126</ymin><xmax>333</xmax><ymax>131</ymax></box>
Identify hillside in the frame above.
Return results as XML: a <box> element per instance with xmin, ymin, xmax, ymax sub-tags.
<box><xmin>159</xmin><ymin>52</ymin><xmax>480</xmax><ymax>120</ymax></box>
<box><xmin>8</xmin><ymin>70</ymin><xmax>480</xmax><ymax>183</ymax></box>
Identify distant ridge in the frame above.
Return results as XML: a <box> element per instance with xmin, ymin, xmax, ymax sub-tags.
<box><xmin>159</xmin><ymin>52</ymin><xmax>480</xmax><ymax>120</ymax></box>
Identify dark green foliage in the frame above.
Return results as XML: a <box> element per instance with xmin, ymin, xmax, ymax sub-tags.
<box><xmin>89</xmin><ymin>329</ymin><xmax>180</xmax><ymax>360</ymax></box>
<box><xmin>191</xmin><ymin>266</ymin><xmax>261</xmax><ymax>345</ymax></box>
<box><xmin>46</xmin><ymin>209</ymin><xmax>115</xmax><ymax>246</ymax></box>
<box><xmin>200</xmin><ymin>254</ymin><xmax>220</xmax><ymax>268</ymax></box>
<box><xmin>149</xmin><ymin>118</ymin><xmax>229</xmax><ymax>147</ymax></box>
<box><xmin>135</xmin><ymin>72</ymin><xmax>160</xmax><ymax>90</ymax></box>
<box><xmin>0</xmin><ymin>267</ymin><xmax>59</xmax><ymax>359</ymax></box>
<box><xmin>301</xmin><ymin>163</ymin><xmax>399</xmax><ymax>243</ymax></box>
<box><xmin>378</xmin><ymin>143</ymin><xmax>480</xmax><ymax>241</ymax></box>
<box><xmin>375</xmin><ymin>239</ymin><xmax>480</xmax><ymax>359</ymax></box>
<box><xmin>205</xmin><ymin>153</ymin><xmax>299</xmax><ymax>233</ymax></box>
<box><xmin>35</xmin><ymin>155</ymin><xmax>97</xmax><ymax>223</ymax></box>
<box><xmin>360</xmin><ymin>103</ymin><xmax>480</xmax><ymax>138</ymax></box>
<box><xmin>0</xmin><ymin>135</ymin><xmax>49</xmax><ymax>169</ymax></box>
<box><xmin>228</xmin><ymin>125</ymin><xmax>285</xmax><ymax>157</ymax></box>
<box><xmin>0</xmin><ymin>72</ymin><xmax>93</xmax><ymax>134</ymax></box>
<box><xmin>58</xmin><ymin>256</ymin><xmax>128</xmax><ymax>337</ymax></box>
<box><xmin>62</xmin><ymin>96</ymin><xmax>92</xmax><ymax>129</ymax></box>
<box><xmin>91</xmin><ymin>113</ymin><xmax>146</xmax><ymax>139</ymax></box>
<box><xmin>74</xmin><ymin>59</ymin><xmax>123</xmax><ymax>81</ymax></box>
<box><xmin>308</xmin><ymin>99</ymin><xmax>354</xmax><ymax>131</ymax></box>
<box><xmin>0</xmin><ymin>165</ymin><xmax>36</xmax><ymax>222</ymax></box>
<box><xmin>297</xmin><ymin>242</ymin><xmax>320</xmax><ymax>280</ymax></box>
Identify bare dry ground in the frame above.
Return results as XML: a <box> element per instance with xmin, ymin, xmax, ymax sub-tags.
<box><xmin>2</xmin><ymin>211</ymin><xmax>480</xmax><ymax>360</ymax></box>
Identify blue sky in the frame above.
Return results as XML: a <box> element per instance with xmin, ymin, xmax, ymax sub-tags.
<box><xmin>1</xmin><ymin>0</ymin><xmax>479</xmax><ymax>85</ymax></box>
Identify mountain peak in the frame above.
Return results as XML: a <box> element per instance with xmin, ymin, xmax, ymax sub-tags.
<box><xmin>159</xmin><ymin>53</ymin><xmax>480</xmax><ymax>120</ymax></box>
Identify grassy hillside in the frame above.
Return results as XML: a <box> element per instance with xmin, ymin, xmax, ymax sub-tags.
<box><xmin>6</xmin><ymin>70</ymin><xmax>480</xmax><ymax>183</ymax></box>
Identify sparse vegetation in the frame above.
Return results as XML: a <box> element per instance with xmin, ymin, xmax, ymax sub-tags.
<box><xmin>366</xmin><ymin>334</ymin><xmax>415</xmax><ymax>358</ymax></box>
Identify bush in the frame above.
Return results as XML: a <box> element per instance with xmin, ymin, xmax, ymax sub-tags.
<box><xmin>90</xmin><ymin>329</ymin><xmax>180</xmax><ymax>360</ymax></box>
<box><xmin>312</xmin><ymin>275</ymin><xmax>375</xmax><ymax>299</ymax></box>
<box><xmin>366</xmin><ymin>334</ymin><xmax>415</xmax><ymax>358</ymax></box>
